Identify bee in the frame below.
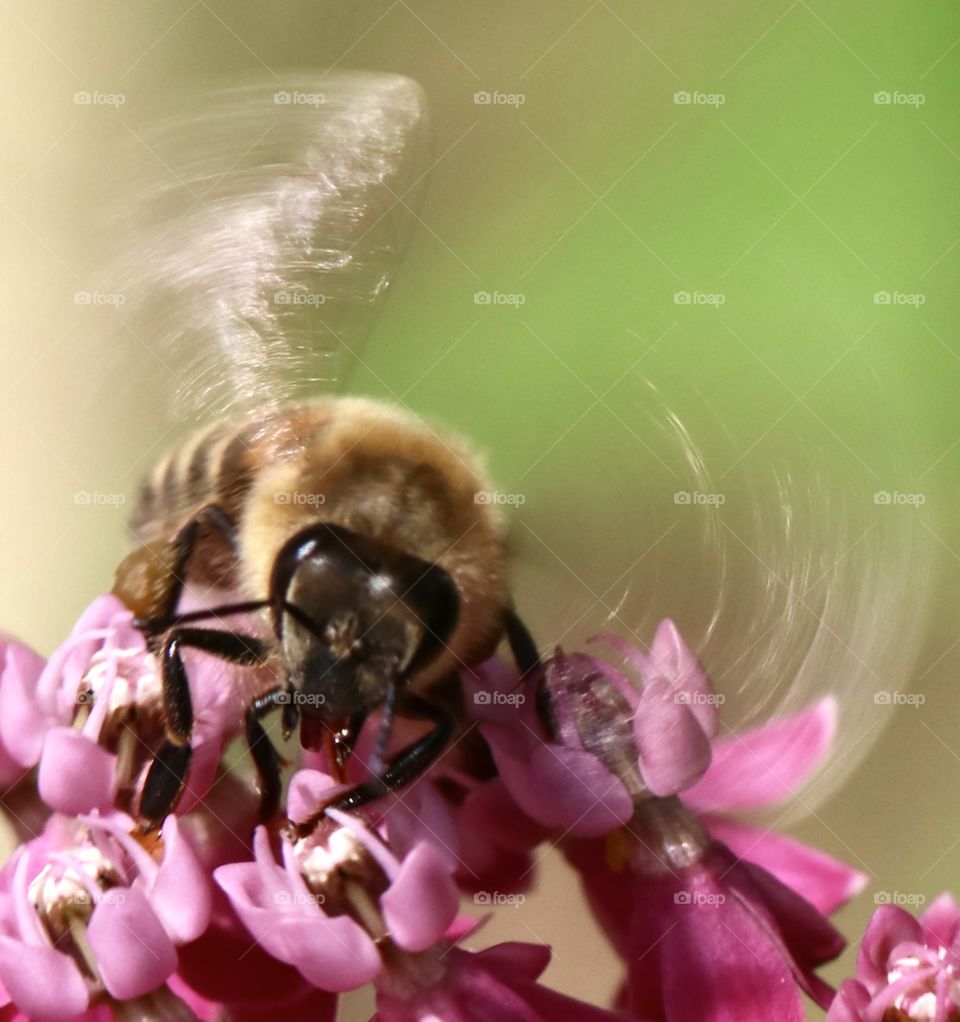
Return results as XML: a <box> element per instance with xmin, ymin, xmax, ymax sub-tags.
<box><xmin>92</xmin><ymin>71</ymin><xmax>546</xmax><ymax>832</ymax></box>
<box><xmin>115</xmin><ymin>396</ymin><xmax>542</xmax><ymax>831</ymax></box>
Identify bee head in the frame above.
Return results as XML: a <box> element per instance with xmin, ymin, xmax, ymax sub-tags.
<box><xmin>270</xmin><ymin>524</ymin><xmax>459</xmax><ymax>718</ymax></box>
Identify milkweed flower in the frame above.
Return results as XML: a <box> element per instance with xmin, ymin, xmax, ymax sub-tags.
<box><xmin>215</xmin><ymin>772</ymin><xmax>633</xmax><ymax>1021</ymax></box>
<box><xmin>0</xmin><ymin>811</ymin><xmax>211</xmax><ymax>1020</ymax></box>
<box><xmin>471</xmin><ymin>620</ymin><xmax>862</xmax><ymax>1020</ymax></box>
<box><xmin>827</xmin><ymin>893</ymin><xmax>960</xmax><ymax>1021</ymax></box>
<box><xmin>0</xmin><ymin>594</ymin><xmax>262</xmax><ymax>818</ymax></box>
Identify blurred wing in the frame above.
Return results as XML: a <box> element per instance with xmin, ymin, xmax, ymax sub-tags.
<box><xmin>96</xmin><ymin>72</ymin><xmax>429</xmax><ymax>421</ymax></box>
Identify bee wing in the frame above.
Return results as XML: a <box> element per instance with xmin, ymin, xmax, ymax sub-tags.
<box><xmin>96</xmin><ymin>72</ymin><xmax>429</xmax><ymax>421</ymax></box>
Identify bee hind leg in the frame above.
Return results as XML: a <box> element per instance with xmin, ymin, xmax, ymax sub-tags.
<box><xmin>138</xmin><ymin>626</ymin><xmax>269</xmax><ymax>832</ymax></box>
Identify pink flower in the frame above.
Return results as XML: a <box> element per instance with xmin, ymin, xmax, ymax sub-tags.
<box><xmin>827</xmin><ymin>893</ymin><xmax>960</xmax><ymax>1021</ymax></box>
<box><xmin>468</xmin><ymin>620</ymin><xmax>720</xmax><ymax>837</ymax></box>
<box><xmin>0</xmin><ymin>811</ymin><xmax>211</xmax><ymax>1020</ymax></box>
<box><xmin>0</xmin><ymin>594</ymin><xmax>258</xmax><ymax>818</ymax></box>
<box><xmin>374</xmin><ymin>941</ymin><xmax>635</xmax><ymax>1022</ymax></box>
<box><xmin>216</xmin><ymin>772</ymin><xmax>631</xmax><ymax>1020</ymax></box>
<box><xmin>470</xmin><ymin>621</ymin><xmax>862</xmax><ymax>1020</ymax></box>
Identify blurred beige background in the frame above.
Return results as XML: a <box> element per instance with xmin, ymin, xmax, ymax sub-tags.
<box><xmin>1</xmin><ymin>2</ymin><xmax>960</xmax><ymax>1019</ymax></box>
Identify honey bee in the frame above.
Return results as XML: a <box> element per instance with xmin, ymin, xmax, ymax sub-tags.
<box><xmin>115</xmin><ymin>396</ymin><xmax>541</xmax><ymax>830</ymax></box>
<box><xmin>96</xmin><ymin>72</ymin><xmax>544</xmax><ymax>831</ymax></box>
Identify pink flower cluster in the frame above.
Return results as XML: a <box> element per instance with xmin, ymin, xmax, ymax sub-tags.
<box><xmin>0</xmin><ymin>599</ymin><xmax>911</xmax><ymax>1021</ymax></box>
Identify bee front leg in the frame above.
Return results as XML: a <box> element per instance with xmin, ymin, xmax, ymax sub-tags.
<box><xmin>246</xmin><ymin>686</ymin><xmax>292</xmax><ymax>822</ymax></box>
<box><xmin>138</xmin><ymin>627</ymin><xmax>269</xmax><ymax>831</ymax></box>
<box><xmin>291</xmin><ymin>695</ymin><xmax>454</xmax><ymax>837</ymax></box>
<box><xmin>504</xmin><ymin>607</ymin><xmax>555</xmax><ymax>738</ymax></box>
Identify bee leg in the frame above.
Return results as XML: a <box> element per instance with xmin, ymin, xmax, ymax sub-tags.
<box><xmin>293</xmin><ymin>696</ymin><xmax>453</xmax><ymax>836</ymax></box>
<box><xmin>138</xmin><ymin>626</ymin><xmax>269</xmax><ymax>831</ymax></box>
<box><xmin>120</xmin><ymin>505</ymin><xmax>238</xmax><ymax>638</ymax></box>
<box><xmin>246</xmin><ymin>687</ymin><xmax>291</xmax><ymax>822</ymax></box>
<box><xmin>504</xmin><ymin>608</ymin><xmax>555</xmax><ymax>738</ymax></box>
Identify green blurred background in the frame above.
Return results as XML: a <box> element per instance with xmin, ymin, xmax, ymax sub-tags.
<box><xmin>1</xmin><ymin>2</ymin><xmax>959</xmax><ymax>1017</ymax></box>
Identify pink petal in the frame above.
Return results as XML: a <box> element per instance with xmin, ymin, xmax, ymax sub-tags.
<box><xmin>485</xmin><ymin>724</ymin><xmax>632</xmax><ymax>836</ymax></box>
<box><xmin>0</xmin><ymin>938</ymin><xmax>89</xmax><ymax>1021</ymax></box>
<box><xmin>0</xmin><ymin>644</ymin><xmax>50</xmax><ymax>767</ymax></box>
<box><xmin>684</xmin><ymin>697</ymin><xmax>837</xmax><ymax>813</ymax></box>
<box><xmin>629</xmin><ymin>873</ymin><xmax>809</xmax><ymax>1022</ymax></box>
<box><xmin>645</xmin><ymin>619</ymin><xmax>717</xmax><ymax>737</ymax></box>
<box><xmin>703</xmin><ymin>816</ymin><xmax>868</xmax><ymax>915</ymax></box>
<box><xmin>214</xmin><ymin>861</ymin><xmax>381</xmax><ymax>991</ymax></box>
<box><xmin>37</xmin><ymin>728</ymin><xmax>116</xmax><ymax>814</ymax></box>
<box><xmin>921</xmin><ymin>892</ymin><xmax>960</xmax><ymax>950</ymax></box>
<box><xmin>825</xmin><ymin>979</ymin><xmax>871</xmax><ymax>1021</ymax></box>
<box><xmin>86</xmin><ymin>887</ymin><xmax>177</xmax><ymax>999</ymax></box>
<box><xmin>857</xmin><ymin>905</ymin><xmax>921</xmax><ymax>990</ymax></box>
<box><xmin>286</xmin><ymin>770</ymin><xmax>345</xmax><ymax>824</ymax></box>
<box><xmin>148</xmin><ymin>816</ymin><xmax>212</xmax><ymax>943</ymax></box>
<box><xmin>381</xmin><ymin>843</ymin><xmax>459</xmax><ymax>952</ymax></box>
<box><xmin>633</xmin><ymin>677</ymin><xmax>713</xmax><ymax>795</ymax></box>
